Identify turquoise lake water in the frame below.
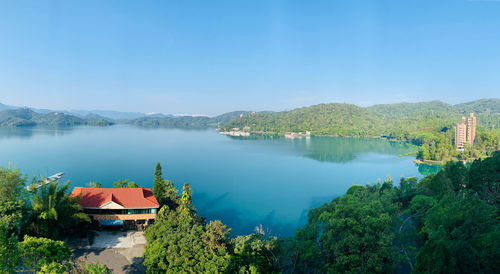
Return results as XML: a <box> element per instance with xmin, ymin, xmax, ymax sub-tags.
<box><xmin>0</xmin><ymin>125</ymin><xmax>439</xmax><ymax>236</ymax></box>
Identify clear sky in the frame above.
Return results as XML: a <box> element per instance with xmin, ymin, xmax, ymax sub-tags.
<box><xmin>0</xmin><ymin>0</ymin><xmax>499</xmax><ymax>115</ymax></box>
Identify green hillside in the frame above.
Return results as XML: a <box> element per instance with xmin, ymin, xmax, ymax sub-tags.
<box><xmin>226</xmin><ymin>103</ymin><xmax>383</xmax><ymax>136</ymax></box>
<box><xmin>226</xmin><ymin>99</ymin><xmax>500</xmax><ymax>135</ymax></box>
<box><xmin>224</xmin><ymin>99</ymin><xmax>500</xmax><ymax>161</ymax></box>
<box><xmin>0</xmin><ymin>108</ymin><xmax>112</xmax><ymax>127</ymax></box>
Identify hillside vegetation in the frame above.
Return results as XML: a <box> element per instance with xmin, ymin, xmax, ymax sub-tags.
<box><xmin>0</xmin><ymin>108</ymin><xmax>112</xmax><ymax>127</ymax></box>
<box><xmin>224</xmin><ymin>99</ymin><xmax>500</xmax><ymax>161</ymax></box>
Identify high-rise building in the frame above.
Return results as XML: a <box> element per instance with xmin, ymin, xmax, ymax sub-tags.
<box><xmin>455</xmin><ymin>113</ymin><xmax>476</xmax><ymax>150</ymax></box>
<box><xmin>466</xmin><ymin>112</ymin><xmax>476</xmax><ymax>144</ymax></box>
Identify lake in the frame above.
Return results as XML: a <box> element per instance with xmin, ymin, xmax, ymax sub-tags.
<box><xmin>0</xmin><ymin>125</ymin><xmax>438</xmax><ymax>236</ymax></box>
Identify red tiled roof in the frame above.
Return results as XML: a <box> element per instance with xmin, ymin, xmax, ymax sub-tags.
<box><xmin>71</xmin><ymin>187</ymin><xmax>160</xmax><ymax>209</ymax></box>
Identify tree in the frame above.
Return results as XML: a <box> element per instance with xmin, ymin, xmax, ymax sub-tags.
<box><xmin>85</xmin><ymin>262</ymin><xmax>113</xmax><ymax>274</ymax></box>
<box><xmin>0</xmin><ymin>200</ymin><xmax>24</xmax><ymax>234</ymax></box>
<box><xmin>154</xmin><ymin>162</ymin><xmax>162</xmax><ymax>186</ymax></box>
<box><xmin>397</xmin><ymin>177</ymin><xmax>418</xmax><ymax>208</ymax></box>
<box><xmin>152</xmin><ymin>163</ymin><xmax>179</xmax><ymax>209</ymax></box>
<box><xmin>416</xmin><ymin>172</ymin><xmax>453</xmax><ymax>197</ymax></box>
<box><xmin>113</xmin><ymin>179</ymin><xmax>139</xmax><ymax>188</ymax></box>
<box><xmin>277</xmin><ymin>223</ymin><xmax>323</xmax><ymax>273</ymax></box>
<box><xmin>468</xmin><ymin>152</ymin><xmax>500</xmax><ymax>208</ymax></box>
<box><xmin>87</xmin><ymin>181</ymin><xmax>101</xmax><ymax>188</ymax></box>
<box><xmin>19</xmin><ymin>235</ymin><xmax>71</xmax><ymax>272</ymax></box>
<box><xmin>441</xmin><ymin>161</ymin><xmax>469</xmax><ymax>192</ymax></box>
<box><xmin>317</xmin><ymin>185</ymin><xmax>398</xmax><ymax>273</ymax></box>
<box><xmin>415</xmin><ymin>193</ymin><xmax>500</xmax><ymax>273</ymax></box>
<box><xmin>28</xmin><ymin>181</ymin><xmax>90</xmax><ymax>239</ymax></box>
<box><xmin>143</xmin><ymin>183</ymin><xmax>232</xmax><ymax>273</ymax></box>
<box><xmin>380</xmin><ymin>174</ymin><xmax>394</xmax><ymax>192</ymax></box>
<box><xmin>0</xmin><ymin>167</ymin><xmax>27</xmax><ymax>233</ymax></box>
<box><xmin>0</xmin><ymin>222</ymin><xmax>20</xmax><ymax>274</ymax></box>
<box><xmin>230</xmin><ymin>231</ymin><xmax>280</xmax><ymax>273</ymax></box>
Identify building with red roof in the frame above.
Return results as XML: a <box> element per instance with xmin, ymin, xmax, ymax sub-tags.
<box><xmin>71</xmin><ymin>187</ymin><xmax>160</xmax><ymax>228</ymax></box>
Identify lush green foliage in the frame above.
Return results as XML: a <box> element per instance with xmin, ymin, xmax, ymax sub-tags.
<box><xmin>113</xmin><ymin>179</ymin><xmax>140</xmax><ymax>188</ymax></box>
<box><xmin>0</xmin><ymin>229</ymin><xmax>75</xmax><ymax>273</ymax></box>
<box><xmin>415</xmin><ymin>193</ymin><xmax>499</xmax><ymax>273</ymax></box>
<box><xmin>27</xmin><ymin>181</ymin><xmax>90</xmax><ymax>239</ymax></box>
<box><xmin>0</xmin><ymin>222</ymin><xmax>21</xmax><ymax>274</ymax></box>
<box><xmin>85</xmin><ymin>262</ymin><xmax>114</xmax><ymax>274</ymax></box>
<box><xmin>152</xmin><ymin>162</ymin><xmax>179</xmax><ymax>209</ymax></box>
<box><xmin>230</xmin><ymin>230</ymin><xmax>280</xmax><ymax>273</ymax></box>
<box><xmin>318</xmin><ymin>184</ymin><xmax>398</xmax><ymax>273</ymax></box>
<box><xmin>0</xmin><ymin>167</ymin><xmax>27</xmax><ymax>234</ymax></box>
<box><xmin>144</xmin><ymin>184</ymin><xmax>232</xmax><ymax>273</ymax></box>
<box><xmin>227</xmin><ymin>103</ymin><xmax>381</xmax><ymax>136</ymax></box>
<box><xmin>19</xmin><ymin>235</ymin><xmax>71</xmax><ymax>272</ymax></box>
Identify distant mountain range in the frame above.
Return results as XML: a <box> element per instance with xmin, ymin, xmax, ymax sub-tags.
<box><xmin>0</xmin><ymin>108</ymin><xmax>112</xmax><ymax>127</ymax></box>
<box><xmin>0</xmin><ymin>102</ymin><xmax>170</xmax><ymax>120</ymax></box>
<box><xmin>0</xmin><ymin>102</ymin><xmax>262</xmax><ymax>128</ymax></box>
<box><xmin>123</xmin><ymin>111</ymin><xmax>258</xmax><ymax>129</ymax></box>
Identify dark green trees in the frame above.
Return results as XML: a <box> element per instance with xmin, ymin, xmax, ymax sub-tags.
<box><xmin>113</xmin><ymin>179</ymin><xmax>139</xmax><ymax>188</ymax></box>
<box><xmin>0</xmin><ymin>167</ymin><xmax>27</xmax><ymax>233</ymax></box>
<box><xmin>152</xmin><ymin>162</ymin><xmax>179</xmax><ymax>209</ymax></box>
<box><xmin>19</xmin><ymin>235</ymin><xmax>71</xmax><ymax>272</ymax></box>
<box><xmin>0</xmin><ymin>222</ymin><xmax>21</xmax><ymax>273</ymax></box>
<box><xmin>0</xmin><ymin>226</ymin><xmax>73</xmax><ymax>273</ymax></box>
<box><xmin>318</xmin><ymin>185</ymin><xmax>398</xmax><ymax>273</ymax></box>
<box><xmin>415</xmin><ymin>193</ymin><xmax>500</xmax><ymax>273</ymax></box>
<box><xmin>410</xmin><ymin>153</ymin><xmax>500</xmax><ymax>273</ymax></box>
<box><xmin>468</xmin><ymin>152</ymin><xmax>500</xmax><ymax>208</ymax></box>
<box><xmin>143</xmin><ymin>183</ymin><xmax>232</xmax><ymax>273</ymax></box>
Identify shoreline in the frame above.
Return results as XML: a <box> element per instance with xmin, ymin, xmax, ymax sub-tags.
<box><xmin>218</xmin><ymin>129</ymin><xmax>491</xmax><ymax>165</ymax></box>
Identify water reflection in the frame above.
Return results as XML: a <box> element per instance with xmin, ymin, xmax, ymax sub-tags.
<box><xmin>226</xmin><ymin>135</ymin><xmax>416</xmax><ymax>163</ymax></box>
<box><xmin>0</xmin><ymin>126</ymin><xmax>76</xmax><ymax>140</ymax></box>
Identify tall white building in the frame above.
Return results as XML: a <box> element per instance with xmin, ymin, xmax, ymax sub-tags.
<box><xmin>455</xmin><ymin>113</ymin><xmax>476</xmax><ymax>151</ymax></box>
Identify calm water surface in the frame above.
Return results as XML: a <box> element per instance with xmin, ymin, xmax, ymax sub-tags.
<box><xmin>0</xmin><ymin>126</ymin><xmax>437</xmax><ymax>236</ymax></box>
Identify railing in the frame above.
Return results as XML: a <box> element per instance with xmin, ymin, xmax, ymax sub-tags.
<box><xmin>88</xmin><ymin>213</ymin><xmax>156</xmax><ymax>220</ymax></box>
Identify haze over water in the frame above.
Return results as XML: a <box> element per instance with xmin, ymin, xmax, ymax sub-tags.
<box><xmin>0</xmin><ymin>125</ymin><xmax>436</xmax><ymax>236</ymax></box>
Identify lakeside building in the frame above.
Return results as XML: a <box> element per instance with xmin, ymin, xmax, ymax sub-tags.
<box><xmin>70</xmin><ymin>187</ymin><xmax>159</xmax><ymax>229</ymax></box>
<box><xmin>455</xmin><ymin>113</ymin><xmax>476</xmax><ymax>151</ymax></box>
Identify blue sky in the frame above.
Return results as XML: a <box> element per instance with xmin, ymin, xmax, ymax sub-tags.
<box><xmin>0</xmin><ymin>0</ymin><xmax>499</xmax><ymax>115</ymax></box>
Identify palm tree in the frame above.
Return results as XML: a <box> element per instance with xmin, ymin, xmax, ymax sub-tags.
<box><xmin>29</xmin><ymin>181</ymin><xmax>89</xmax><ymax>239</ymax></box>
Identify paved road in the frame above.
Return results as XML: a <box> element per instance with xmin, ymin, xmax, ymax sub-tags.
<box><xmin>72</xmin><ymin>231</ymin><xmax>146</xmax><ymax>274</ymax></box>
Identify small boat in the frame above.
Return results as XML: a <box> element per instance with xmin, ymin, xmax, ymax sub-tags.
<box><xmin>26</xmin><ymin>172</ymin><xmax>64</xmax><ymax>191</ymax></box>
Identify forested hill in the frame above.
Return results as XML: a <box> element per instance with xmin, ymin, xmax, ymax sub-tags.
<box><xmin>123</xmin><ymin>111</ymin><xmax>259</xmax><ymax>129</ymax></box>
<box><xmin>226</xmin><ymin>103</ymin><xmax>384</xmax><ymax>136</ymax></box>
<box><xmin>0</xmin><ymin>108</ymin><xmax>112</xmax><ymax>127</ymax></box>
<box><xmin>225</xmin><ymin>99</ymin><xmax>500</xmax><ymax>137</ymax></box>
